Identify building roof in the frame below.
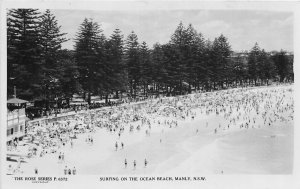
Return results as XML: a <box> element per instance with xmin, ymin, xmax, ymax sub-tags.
<box><xmin>7</xmin><ymin>98</ymin><xmax>28</xmax><ymax>104</ymax></box>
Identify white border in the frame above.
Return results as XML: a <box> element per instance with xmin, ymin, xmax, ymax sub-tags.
<box><xmin>1</xmin><ymin>1</ymin><xmax>299</xmax><ymax>189</ymax></box>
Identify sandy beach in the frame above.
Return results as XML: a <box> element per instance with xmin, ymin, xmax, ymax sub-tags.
<box><xmin>7</xmin><ymin>85</ymin><xmax>294</xmax><ymax>175</ymax></box>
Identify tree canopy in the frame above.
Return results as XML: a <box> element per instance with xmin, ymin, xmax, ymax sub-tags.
<box><xmin>7</xmin><ymin>9</ymin><xmax>294</xmax><ymax>106</ymax></box>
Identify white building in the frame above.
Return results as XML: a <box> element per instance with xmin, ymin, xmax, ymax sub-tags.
<box><xmin>7</xmin><ymin>98</ymin><xmax>28</xmax><ymax>143</ymax></box>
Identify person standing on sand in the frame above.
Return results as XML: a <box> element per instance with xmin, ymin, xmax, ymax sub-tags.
<box><xmin>72</xmin><ymin>167</ymin><xmax>76</xmax><ymax>175</ymax></box>
<box><xmin>115</xmin><ymin>142</ymin><xmax>118</xmax><ymax>151</ymax></box>
<box><xmin>58</xmin><ymin>152</ymin><xmax>61</xmax><ymax>162</ymax></box>
<box><xmin>133</xmin><ymin>160</ymin><xmax>136</xmax><ymax>170</ymax></box>
<box><xmin>62</xmin><ymin>152</ymin><xmax>65</xmax><ymax>162</ymax></box>
<box><xmin>64</xmin><ymin>166</ymin><xmax>68</xmax><ymax>175</ymax></box>
<box><xmin>124</xmin><ymin>159</ymin><xmax>127</xmax><ymax>168</ymax></box>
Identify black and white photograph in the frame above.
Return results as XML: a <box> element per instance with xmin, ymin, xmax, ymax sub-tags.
<box><xmin>0</xmin><ymin>1</ymin><xmax>299</xmax><ymax>189</ymax></box>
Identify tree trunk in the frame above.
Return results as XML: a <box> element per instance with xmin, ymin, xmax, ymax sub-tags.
<box><xmin>88</xmin><ymin>93</ymin><xmax>91</xmax><ymax>105</ymax></box>
<box><xmin>144</xmin><ymin>82</ymin><xmax>146</xmax><ymax>96</ymax></box>
<box><xmin>116</xmin><ymin>90</ymin><xmax>119</xmax><ymax>99</ymax></box>
<box><xmin>179</xmin><ymin>80</ymin><xmax>182</xmax><ymax>95</ymax></box>
<box><xmin>130</xmin><ymin>80</ymin><xmax>133</xmax><ymax>97</ymax></box>
<box><xmin>66</xmin><ymin>98</ymin><xmax>70</xmax><ymax>108</ymax></box>
<box><xmin>105</xmin><ymin>94</ymin><xmax>108</xmax><ymax>104</ymax></box>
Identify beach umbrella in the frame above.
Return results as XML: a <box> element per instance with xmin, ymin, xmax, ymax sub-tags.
<box><xmin>176</xmin><ymin>101</ymin><xmax>183</xmax><ymax>107</ymax></box>
<box><xmin>111</xmin><ymin>113</ymin><xmax>119</xmax><ymax>119</ymax></box>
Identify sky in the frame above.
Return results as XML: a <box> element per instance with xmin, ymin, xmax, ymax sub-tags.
<box><xmin>51</xmin><ymin>9</ymin><xmax>293</xmax><ymax>52</ymax></box>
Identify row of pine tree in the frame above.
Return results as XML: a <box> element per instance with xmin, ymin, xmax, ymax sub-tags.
<box><xmin>7</xmin><ymin>9</ymin><xmax>294</xmax><ymax>105</ymax></box>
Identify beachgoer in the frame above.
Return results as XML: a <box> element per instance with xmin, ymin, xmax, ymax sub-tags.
<box><xmin>133</xmin><ymin>160</ymin><xmax>136</xmax><ymax>170</ymax></box>
<box><xmin>115</xmin><ymin>142</ymin><xmax>118</xmax><ymax>151</ymax></box>
<box><xmin>72</xmin><ymin>167</ymin><xmax>76</xmax><ymax>175</ymax></box>
<box><xmin>64</xmin><ymin>166</ymin><xmax>68</xmax><ymax>175</ymax></box>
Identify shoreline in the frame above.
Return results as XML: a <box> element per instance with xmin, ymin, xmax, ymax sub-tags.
<box><xmin>6</xmin><ymin>84</ymin><xmax>294</xmax><ymax>175</ymax></box>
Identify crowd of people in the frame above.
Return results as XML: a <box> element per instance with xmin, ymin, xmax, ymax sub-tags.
<box><xmin>7</xmin><ymin>84</ymin><xmax>294</xmax><ymax>175</ymax></box>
